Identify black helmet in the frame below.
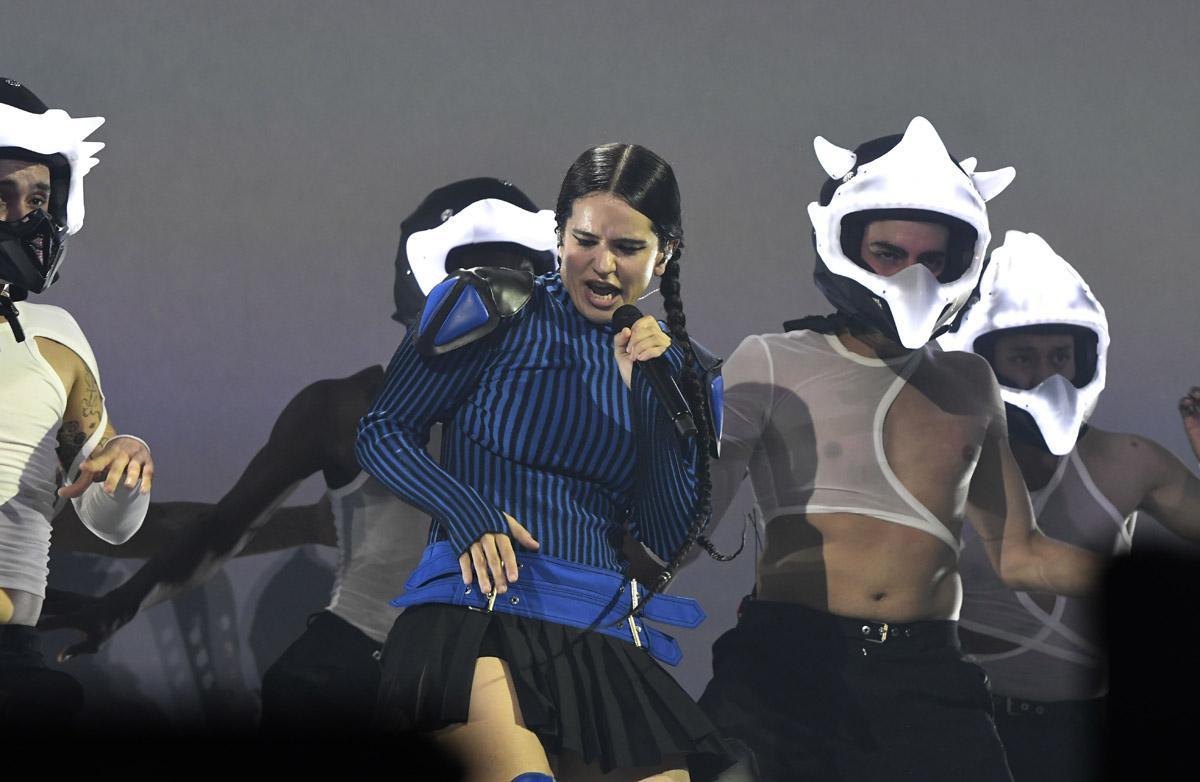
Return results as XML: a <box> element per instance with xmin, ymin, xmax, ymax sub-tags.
<box><xmin>0</xmin><ymin>78</ymin><xmax>104</xmax><ymax>300</ymax></box>
<box><xmin>392</xmin><ymin>177</ymin><xmax>557</xmax><ymax>326</ymax></box>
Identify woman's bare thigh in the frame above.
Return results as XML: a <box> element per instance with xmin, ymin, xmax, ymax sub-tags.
<box><xmin>431</xmin><ymin>656</ymin><xmax>554</xmax><ymax>782</ymax></box>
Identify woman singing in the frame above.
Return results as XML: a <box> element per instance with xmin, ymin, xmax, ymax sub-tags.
<box><xmin>356</xmin><ymin>144</ymin><xmax>729</xmax><ymax>782</ymax></box>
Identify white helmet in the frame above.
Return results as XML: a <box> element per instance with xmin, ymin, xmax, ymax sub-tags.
<box><xmin>405</xmin><ymin>197</ymin><xmax>558</xmax><ymax>297</ymax></box>
<box><xmin>807</xmin><ymin>116</ymin><xmax>1014</xmax><ymax>349</ymax></box>
<box><xmin>0</xmin><ymin>78</ymin><xmax>104</xmax><ymax>304</ymax></box>
<box><xmin>941</xmin><ymin>230</ymin><xmax>1109</xmax><ymax>455</ymax></box>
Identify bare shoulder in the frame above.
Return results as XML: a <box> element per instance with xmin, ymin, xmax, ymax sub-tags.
<box><xmin>23</xmin><ymin>303</ymin><xmax>98</xmax><ymax>393</ymax></box>
<box><xmin>929</xmin><ymin>347</ymin><xmax>1002</xmax><ymax>410</ymax></box>
<box><xmin>33</xmin><ymin>335</ymin><xmax>87</xmax><ymax>390</ymax></box>
<box><xmin>1080</xmin><ymin>426</ymin><xmax>1171</xmax><ymax>470</ymax></box>
<box><xmin>934</xmin><ymin>346</ymin><xmax>995</xmax><ymax>381</ymax></box>
<box><xmin>1078</xmin><ymin>426</ymin><xmax>1200</xmax><ymax>521</ymax></box>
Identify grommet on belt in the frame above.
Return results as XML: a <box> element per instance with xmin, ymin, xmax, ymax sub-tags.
<box><xmin>463</xmin><ymin>584</ymin><xmax>484</xmax><ymax>612</ymax></box>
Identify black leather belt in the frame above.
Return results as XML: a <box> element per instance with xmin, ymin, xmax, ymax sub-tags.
<box><xmin>992</xmin><ymin>693</ymin><xmax>1104</xmax><ymax>718</ymax></box>
<box><xmin>736</xmin><ymin>598</ymin><xmax>960</xmax><ymax>653</ymax></box>
<box><xmin>834</xmin><ymin>615</ymin><xmax>959</xmax><ymax>646</ymax></box>
<box><xmin>0</xmin><ymin>623</ymin><xmax>43</xmax><ymax>666</ymax></box>
<box><xmin>0</xmin><ymin>623</ymin><xmax>39</xmax><ymax>651</ymax></box>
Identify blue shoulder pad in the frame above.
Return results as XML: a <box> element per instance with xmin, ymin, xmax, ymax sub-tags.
<box><xmin>413</xmin><ymin>267</ymin><xmax>534</xmax><ymax>356</ymax></box>
<box><xmin>690</xmin><ymin>339</ymin><xmax>724</xmax><ymax>459</ymax></box>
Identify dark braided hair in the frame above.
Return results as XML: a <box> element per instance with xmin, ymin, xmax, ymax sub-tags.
<box><xmin>655</xmin><ymin>256</ymin><xmax>737</xmax><ymax>586</ymax></box>
<box><xmin>555</xmin><ymin>143</ymin><xmax>727</xmax><ymax>606</ymax></box>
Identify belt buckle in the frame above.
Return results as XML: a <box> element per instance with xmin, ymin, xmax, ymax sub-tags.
<box><xmin>1002</xmin><ymin>697</ymin><xmax>1045</xmax><ymax>717</ymax></box>
<box><xmin>861</xmin><ymin>621</ymin><xmax>889</xmax><ymax>644</ymax></box>
<box><xmin>627</xmin><ymin>578</ymin><xmax>643</xmax><ymax>649</ymax></box>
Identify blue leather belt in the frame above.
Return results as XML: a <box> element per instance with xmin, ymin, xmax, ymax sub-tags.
<box><xmin>391</xmin><ymin>542</ymin><xmax>705</xmax><ymax>666</ymax></box>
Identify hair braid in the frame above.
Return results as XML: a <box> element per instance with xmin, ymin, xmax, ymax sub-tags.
<box><xmin>637</xmin><ymin>256</ymin><xmax>739</xmax><ymax>609</ymax></box>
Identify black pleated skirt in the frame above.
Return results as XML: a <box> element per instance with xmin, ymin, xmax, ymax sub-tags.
<box><xmin>374</xmin><ymin>602</ymin><xmax>732</xmax><ymax>775</ymax></box>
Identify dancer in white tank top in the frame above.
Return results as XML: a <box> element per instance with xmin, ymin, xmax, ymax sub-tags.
<box><xmin>943</xmin><ymin>230</ymin><xmax>1200</xmax><ymax>781</ymax></box>
<box><xmin>42</xmin><ymin>177</ymin><xmax>559</xmax><ymax>734</ymax></box>
<box><xmin>0</xmin><ymin>78</ymin><xmax>154</xmax><ymax>733</ymax></box>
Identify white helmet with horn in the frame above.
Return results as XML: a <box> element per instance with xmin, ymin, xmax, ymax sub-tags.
<box><xmin>807</xmin><ymin>117</ymin><xmax>1014</xmax><ymax>349</ymax></box>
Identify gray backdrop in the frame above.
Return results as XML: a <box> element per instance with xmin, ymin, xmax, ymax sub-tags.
<box><xmin>8</xmin><ymin>0</ymin><xmax>1198</xmax><ymax>718</ymax></box>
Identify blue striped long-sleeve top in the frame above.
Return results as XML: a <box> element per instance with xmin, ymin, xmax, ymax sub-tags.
<box><xmin>355</xmin><ymin>273</ymin><xmax>699</xmax><ymax>573</ymax></box>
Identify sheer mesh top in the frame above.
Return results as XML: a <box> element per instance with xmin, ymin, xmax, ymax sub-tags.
<box><xmin>712</xmin><ymin>329</ymin><xmax>960</xmax><ymax>552</ymax></box>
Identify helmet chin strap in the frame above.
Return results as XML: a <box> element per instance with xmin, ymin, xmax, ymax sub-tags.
<box><xmin>782</xmin><ymin>310</ymin><xmax>874</xmax><ymax>336</ymax></box>
<box><xmin>0</xmin><ymin>283</ymin><xmax>27</xmax><ymax>342</ymax></box>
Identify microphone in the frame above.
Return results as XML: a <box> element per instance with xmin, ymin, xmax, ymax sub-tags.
<box><xmin>612</xmin><ymin>304</ymin><xmax>697</xmax><ymax>439</ymax></box>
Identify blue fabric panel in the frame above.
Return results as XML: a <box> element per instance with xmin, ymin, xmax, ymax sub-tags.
<box><xmin>418</xmin><ymin>276</ymin><xmax>455</xmax><ymax>336</ymax></box>
<box><xmin>436</xmin><ymin>284</ymin><xmax>489</xmax><ymax>345</ymax></box>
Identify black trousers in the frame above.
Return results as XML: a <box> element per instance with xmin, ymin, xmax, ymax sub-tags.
<box><xmin>990</xmin><ymin>694</ymin><xmax>1106</xmax><ymax>782</ymax></box>
<box><xmin>259</xmin><ymin>610</ymin><xmax>382</xmax><ymax>735</ymax></box>
<box><xmin>697</xmin><ymin>600</ymin><xmax>1013</xmax><ymax>782</ymax></box>
<box><xmin>0</xmin><ymin>624</ymin><xmax>84</xmax><ymax>733</ymax></box>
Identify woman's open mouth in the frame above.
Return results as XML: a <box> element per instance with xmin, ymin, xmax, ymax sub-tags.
<box><xmin>584</xmin><ymin>280</ymin><xmax>622</xmax><ymax>310</ymax></box>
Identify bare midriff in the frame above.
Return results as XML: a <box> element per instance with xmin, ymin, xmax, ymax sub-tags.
<box><xmin>756</xmin><ymin>510</ymin><xmax>963</xmax><ymax>623</ymax></box>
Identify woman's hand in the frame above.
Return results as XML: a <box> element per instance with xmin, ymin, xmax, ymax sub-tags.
<box><xmin>458</xmin><ymin>513</ymin><xmax>540</xmax><ymax>595</ymax></box>
<box><xmin>613</xmin><ymin>315</ymin><xmax>672</xmax><ymax>390</ymax></box>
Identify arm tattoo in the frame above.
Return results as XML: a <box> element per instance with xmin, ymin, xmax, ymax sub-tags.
<box><xmin>80</xmin><ymin>368</ymin><xmax>102</xmax><ymax>423</ymax></box>
<box><xmin>57</xmin><ymin>368</ymin><xmax>102</xmax><ymax>468</ymax></box>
